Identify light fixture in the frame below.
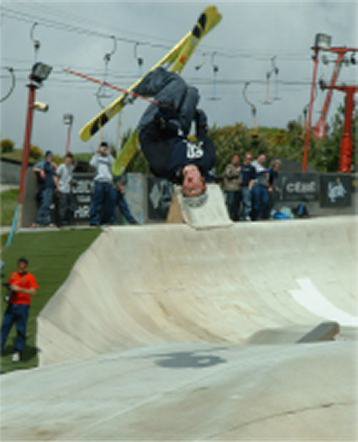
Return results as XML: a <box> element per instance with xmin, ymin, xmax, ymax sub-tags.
<box><xmin>63</xmin><ymin>113</ymin><xmax>74</xmax><ymax>126</ymax></box>
<box><xmin>314</xmin><ymin>33</ymin><xmax>332</xmax><ymax>50</ymax></box>
<box><xmin>30</xmin><ymin>62</ymin><xmax>52</xmax><ymax>83</ymax></box>
<box><xmin>33</xmin><ymin>101</ymin><xmax>49</xmax><ymax>112</ymax></box>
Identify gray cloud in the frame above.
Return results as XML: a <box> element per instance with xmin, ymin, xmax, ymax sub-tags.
<box><xmin>1</xmin><ymin>1</ymin><xmax>356</xmax><ymax>155</ymax></box>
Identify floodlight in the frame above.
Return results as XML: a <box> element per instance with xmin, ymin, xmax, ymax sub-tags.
<box><xmin>30</xmin><ymin>62</ymin><xmax>52</xmax><ymax>83</ymax></box>
<box><xmin>34</xmin><ymin>101</ymin><xmax>49</xmax><ymax>112</ymax></box>
<box><xmin>314</xmin><ymin>33</ymin><xmax>332</xmax><ymax>50</ymax></box>
<box><xmin>63</xmin><ymin>113</ymin><xmax>74</xmax><ymax>125</ymax></box>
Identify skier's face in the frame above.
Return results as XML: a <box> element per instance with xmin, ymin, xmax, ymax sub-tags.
<box><xmin>182</xmin><ymin>165</ymin><xmax>206</xmax><ymax>197</ymax></box>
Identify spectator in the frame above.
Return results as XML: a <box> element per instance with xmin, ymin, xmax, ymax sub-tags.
<box><xmin>268</xmin><ymin>159</ymin><xmax>282</xmax><ymax>214</ymax></box>
<box><xmin>239</xmin><ymin>152</ymin><xmax>256</xmax><ymax>221</ymax></box>
<box><xmin>269</xmin><ymin>159</ymin><xmax>282</xmax><ymax>190</ymax></box>
<box><xmin>112</xmin><ymin>177</ymin><xmax>139</xmax><ymax>225</ymax></box>
<box><xmin>222</xmin><ymin>154</ymin><xmax>241</xmax><ymax>221</ymax></box>
<box><xmin>33</xmin><ymin>150</ymin><xmax>57</xmax><ymax>227</ymax></box>
<box><xmin>89</xmin><ymin>142</ymin><xmax>115</xmax><ymax>226</ymax></box>
<box><xmin>56</xmin><ymin>152</ymin><xmax>76</xmax><ymax>226</ymax></box>
<box><xmin>251</xmin><ymin>153</ymin><xmax>270</xmax><ymax>220</ymax></box>
<box><xmin>0</xmin><ymin>257</ymin><xmax>39</xmax><ymax>362</ymax></box>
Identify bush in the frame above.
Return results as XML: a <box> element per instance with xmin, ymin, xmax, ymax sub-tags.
<box><xmin>1</xmin><ymin>139</ymin><xmax>15</xmax><ymax>153</ymax></box>
<box><xmin>30</xmin><ymin>145</ymin><xmax>44</xmax><ymax>160</ymax></box>
<box><xmin>52</xmin><ymin>154</ymin><xmax>62</xmax><ymax>165</ymax></box>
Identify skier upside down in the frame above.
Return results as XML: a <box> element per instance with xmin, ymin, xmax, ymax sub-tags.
<box><xmin>135</xmin><ymin>67</ymin><xmax>216</xmax><ymax>205</ymax></box>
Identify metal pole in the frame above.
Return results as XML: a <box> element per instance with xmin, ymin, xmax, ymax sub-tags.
<box><xmin>339</xmin><ymin>87</ymin><xmax>356</xmax><ymax>172</ymax></box>
<box><xmin>314</xmin><ymin>52</ymin><xmax>345</xmax><ymax>139</ymax></box>
<box><xmin>302</xmin><ymin>47</ymin><xmax>320</xmax><ymax>172</ymax></box>
<box><xmin>65</xmin><ymin>122</ymin><xmax>72</xmax><ymax>154</ymax></box>
<box><xmin>19</xmin><ymin>82</ymin><xmax>37</xmax><ymax>205</ymax></box>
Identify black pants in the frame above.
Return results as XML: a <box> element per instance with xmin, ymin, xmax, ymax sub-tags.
<box><xmin>225</xmin><ymin>191</ymin><xmax>241</xmax><ymax>221</ymax></box>
<box><xmin>137</xmin><ymin>67</ymin><xmax>199</xmax><ymax>137</ymax></box>
<box><xmin>58</xmin><ymin>192</ymin><xmax>76</xmax><ymax>225</ymax></box>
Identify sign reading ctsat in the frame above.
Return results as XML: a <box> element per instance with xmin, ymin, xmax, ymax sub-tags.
<box><xmin>278</xmin><ymin>173</ymin><xmax>319</xmax><ymax>201</ymax></box>
<box><xmin>286</xmin><ymin>181</ymin><xmax>317</xmax><ymax>194</ymax></box>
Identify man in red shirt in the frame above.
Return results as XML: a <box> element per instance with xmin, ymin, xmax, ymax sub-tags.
<box><xmin>1</xmin><ymin>257</ymin><xmax>39</xmax><ymax>362</ymax></box>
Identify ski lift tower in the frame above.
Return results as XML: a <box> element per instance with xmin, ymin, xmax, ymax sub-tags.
<box><xmin>320</xmin><ymin>80</ymin><xmax>357</xmax><ymax>173</ymax></box>
<box><xmin>302</xmin><ymin>33</ymin><xmax>331</xmax><ymax>172</ymax></box>
<box><xmin>314</xmin><ymin>46</ymin><xmax>357</xmax><ymax>139</ymax></box>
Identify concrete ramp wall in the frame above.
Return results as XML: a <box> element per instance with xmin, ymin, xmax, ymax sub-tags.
<box><xmin>38</xmin><ymin>216</ymin><xmax>358</xmax><ymax>365</ymax></box>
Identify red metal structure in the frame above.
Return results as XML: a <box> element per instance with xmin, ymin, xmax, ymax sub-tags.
<box><xmin>302</xmin><ymin>41</ymin><xmax>357</xmax><ymax>172</ymax></box>
<box><xmin>19</xmin><ymin>82</ymin><xmax>37</xmax><ymax>205</ymax></box>
<box><xmin>314</xmin><ymin>47</ymin><xmax>358</xmax><ymax>139</ymax></box>
<box><xmin>320</xmin><ymin>83</ymin><xmax>357</xmax><ymax>172</ymax></box>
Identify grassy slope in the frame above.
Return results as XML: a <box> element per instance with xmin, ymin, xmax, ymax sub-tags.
<box><xmin>1</xmin><ymin>229</ymin><xmax>101</xmax><ymax>374</ymax></box>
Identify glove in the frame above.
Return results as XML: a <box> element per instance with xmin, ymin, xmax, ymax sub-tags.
<box><xmin>156</xmin><ymin>104</ymin><xmax>182</xmax><ymax>136</ymax></box>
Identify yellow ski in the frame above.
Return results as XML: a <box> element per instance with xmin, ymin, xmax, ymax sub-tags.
<box><xmin>80</xmin><ymin>5</ymin><xmax>222</xmax><ymax>144</ymax></box>
<box><xmin>111</xmin><ymin>5</ymin><xmax>222</xmax><ymax>176</ymax></box>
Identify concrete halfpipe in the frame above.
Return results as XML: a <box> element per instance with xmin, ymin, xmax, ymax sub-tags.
<box><xmin>1</xmin><ymin>215</ymin><xmax>357</xmax><ymax>441</ymax></box>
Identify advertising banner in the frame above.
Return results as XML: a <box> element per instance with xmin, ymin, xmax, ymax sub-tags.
<box><xmin>147</xmin><ymin>177</ymin><xmax>173</xmax><ymax>220</ymax></box>
<box><xmin>320</xmin><ymin>174</ymin><xmax>352</xmax><ymax>207</ymax></box>
<box><xmin>277</xmin><ymin>173</ymin><xmax>319</xmax><ymax>201</ymax></box>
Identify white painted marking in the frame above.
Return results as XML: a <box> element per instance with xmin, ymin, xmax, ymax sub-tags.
<box><xmin>290</xmin><ymin>278</ymin><xmax>358</xmax><ymax>327</ymax></box>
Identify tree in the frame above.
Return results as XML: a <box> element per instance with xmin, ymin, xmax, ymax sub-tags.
<box><xmin>29</xmin><ymin>145</ymin><xmax>44</xmax><ymax>160</ymax></box>
<box><xmin>1</xmin><ymin>138</ymin><xmax>15</xmax><ymax>153</ymax></box>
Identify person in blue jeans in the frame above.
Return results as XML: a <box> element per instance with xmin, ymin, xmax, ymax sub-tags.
<box><xmin>1</xmin><ymin>257</ymin><xmax>39</xmax><ymax>362</ymax></box>
<box><xmin>239</xmin><ymin>152</ymin><xmax>256</xmax><ymax>220</ymax></box>
<box><xmin>33</xmin><ymin>151</ymin><xmax>57</xmax><ymax>226</ymax></box>
<box><xmin>251</xmin><ymin>153</ymin><xmax>270</xmax><ymax>221</ymax></box>
<box><xmin>112</xmin><ymin>177</ymin><xmax>139</xmax><ymax>225</ymax></box>
<box><xmin>89</xmin><ymin>142</ymin><xmax>115</xmax><ymax>225</ymax></box>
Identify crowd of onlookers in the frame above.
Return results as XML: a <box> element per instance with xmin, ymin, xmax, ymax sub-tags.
<box><xmin>222</xmin><ymin>152</ymin><xmax>281</xmax><ymax>221</ymax></box>
<box><xmin>31</xmin><ymin>143</ymin><xmax>281</xmax><ymax>227</ymax></box>
<box><xmin>32</xmin><ymin>142</ymin><xmax>139</xmax><ymax>228</ymax></box>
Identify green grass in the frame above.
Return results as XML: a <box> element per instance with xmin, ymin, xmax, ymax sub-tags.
<box><xmin>0</xmin><ymin>229</ymin><xmax>101</xmax><ymax>374</ymax></box>
<box><xmin>1</xmin><ymin>189</ymin><xmax>19</xmax><ymax>226</ymax></box>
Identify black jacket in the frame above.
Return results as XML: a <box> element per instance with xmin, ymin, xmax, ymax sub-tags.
<box><xmin>139</xmin><ymin>122</ymin><xmax>216</xmax><ymax>184</ymax></box>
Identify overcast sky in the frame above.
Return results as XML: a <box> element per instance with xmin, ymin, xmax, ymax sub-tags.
<box><xmin>1</xmin><ymin>0</ymin><xmax>357</xmax><ymax>155</ymax></box>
